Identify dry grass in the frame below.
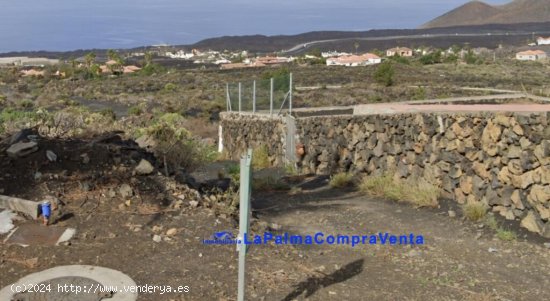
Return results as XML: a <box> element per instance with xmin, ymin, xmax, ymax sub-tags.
<box><xmin>329</xmin><ymin>172</ymin><xmax>354</xmax><ymax>188</ymax></box>
<box><xmin>462</xmin><ymin>201</ymin><xmax>488</xmax><ymax>222</ymax></box>
<box><xmin>252</xmin><ymin>145</ymin><xmax>270</xmax><ymax>169</ymax></box>
<box><xmin>359</xmin><ymin>173</ymin><xmax>440</xmax><ymax>208</ymax></box>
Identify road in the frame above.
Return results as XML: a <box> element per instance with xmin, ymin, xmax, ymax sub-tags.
<box><xmin>281</xmin><ymin>31</ymin><xmax>550</xmax><ymax>55</ymax></box>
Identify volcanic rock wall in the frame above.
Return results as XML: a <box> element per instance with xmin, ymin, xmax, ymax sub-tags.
<box><xmin>220</xmin><ymin>111</ymin><xmax>550</xmax><ymax>237</ymax></box>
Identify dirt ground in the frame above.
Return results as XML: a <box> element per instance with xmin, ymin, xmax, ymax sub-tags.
<box><xmin>0</xmin><ymin>137</ymin><xmax>549</xmax><ymax>301</ymax></box>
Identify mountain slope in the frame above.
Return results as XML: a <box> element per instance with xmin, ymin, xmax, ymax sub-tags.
<box><xmin>422</xmin><ymin>0</ymin><xmax>550</xmax><ymax>29</ymax></box>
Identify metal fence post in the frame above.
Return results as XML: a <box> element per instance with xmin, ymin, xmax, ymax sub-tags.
<box><xmin>226</xmin><ymin>83</ymin><xmax>232</xmax><ymax>112</ymax></box>
<box><xmin>270</xmin><ymin>78</ymin><xmax>274</xmax><ymax>117</ymax></box>
<box><xmin>237</xmin><ymin>149</ymin><xmax>253</xmax><ymax>301</ymax></box>
<box><xmin>253</xmin><ymin>80</ymin><xmax>256</xmax><ymax>114</ymax></box>
<box><xmin>238</xmin><ymin>82</ymin><xmax>242</xmax><ymax>113</ymax></box>
<box><xmin>289</xmin><ymin>73</ymin><xmax>293</xmax><ymax>115</ymax></box>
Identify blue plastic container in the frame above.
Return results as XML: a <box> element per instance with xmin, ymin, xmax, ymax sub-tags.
<box><xmin>41</xmin><ymin>201</ymin><xmax>51</xmax><ymax>218</ymax></box>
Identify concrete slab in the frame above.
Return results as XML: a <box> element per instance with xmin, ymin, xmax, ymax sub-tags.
<box><xmin>6</xmin><ymin>141</ymin><xmax>38</xmax><ymax>158</ymax></box>
<box><xmin>4</xmin><ymin>223</ymin><xmax>74</xmax><ymax>246</ymax></box>
<box><xmin>0</xmin><ymin>195</ymin><xmax>40</xmax><ymax>219</ymax></box>
<box><xmin>0</xmin><ymin>210</ymin><xmax>16</xmax><ymax>234</ymax></box>
<box><xmin>0</xmin><ymin>265</ymin><xmax>138</xmax><ymax>301</ymax></box>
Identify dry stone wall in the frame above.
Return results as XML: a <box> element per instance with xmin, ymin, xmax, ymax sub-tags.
<box><xmin>220</xmin><ymin>113</ymin><xmax>287</xmax><ymax>166</ymax></box>
<box><xmin>220</xmin><ymin>111</ymin><xmax>550</xmax><ymax>237</ymax></box>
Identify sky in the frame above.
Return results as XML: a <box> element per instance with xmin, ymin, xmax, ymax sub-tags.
<box><xmin>0</xmin><ymin>0</ymin><xmax>512</xmax><ymax>53</ymax></box>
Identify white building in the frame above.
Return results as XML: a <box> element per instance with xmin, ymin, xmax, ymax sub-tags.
<box><xmin>326</xmin><ymin>53</ymin><xmax>381</xmax><ymax>66</ymax></box>
<box><xmin>537</xmin><ymin>37</ymin><xmax>550</xmax><ymax>45</ymax></box>
<box><xmin>516</xmin><ymin>50</ymin><xmax>547</xmax><ymax>61</ymax></box>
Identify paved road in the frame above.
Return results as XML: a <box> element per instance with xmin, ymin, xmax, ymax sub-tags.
<box><xmin>281</xmin><ymin>31</ymin><xmax>550</xmax><ymax>55</ymax></box>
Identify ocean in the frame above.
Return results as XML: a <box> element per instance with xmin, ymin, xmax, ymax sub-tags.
<box><xmin>0</xmin><ymin>0</ymin><xmax>511</xmax><ymax>53</ymax></box>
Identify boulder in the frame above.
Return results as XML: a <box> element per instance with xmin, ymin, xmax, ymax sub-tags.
<box><xmin>520</xmin><ymin>211</ymin><xmax>543</xmax><ymax>234</ymax></box>
<box><xmin>135</xmin><ymin>159</ymin><xmax>155</xmax><ymax>175</ymax></box>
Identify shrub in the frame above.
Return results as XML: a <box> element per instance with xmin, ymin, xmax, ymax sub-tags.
<box><xmin>359</xmin><ymin>173</ymin><xmax>440</xmax><ymax>208</ymax></box>
<box><xmin>462</xmin><ymin>201</ymin><xmax>488</xmax><ymax>221</ymax></box>
<box><xmin>496</xmin><ymin>229</ymin><xmax>517</xmax><ymax>241</ymax></box>
<box><xmin>329</xmin><ymin>172</ymin><xmax>354</xmax><ymax>188</ymax></box>
<box><xmin>252</xmin><ymin>145</ymin><xmax>270</xmax><ymax>169</ymax></box>
<box><xmin>164</xmin><ymin>83</ymin><xmax>178</xmax><ymax>92</ymax></box>
<box><xmin>373</xmin><ymin>61</ymin><xmax>394</xmax><ymax>87</ymax></box>
<box><xmin>128</xmin><ymin>106</ymin><xmax>143</xmax><ymax>116</ymax></box>
<box><xmin>100</xmin><ymin>108</ymin><xmax>116</xmax><ymax>120</ymax></box>
<box><xmin>17</xmin><ymin>99</ymin><xmax>34</xmax><ymax>109</ymax></box>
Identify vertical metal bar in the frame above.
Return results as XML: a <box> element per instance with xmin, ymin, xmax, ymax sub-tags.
<box><xmin>238</xmin><ymin>82</ymin><xmax>242</xmax><ymax>113</ymax></box>
<box><xmin>289</xmin><ymin>73</ymin><xmax>293</xmax><ymax>115</ymax></box>
<box><xmin>237</xmin><ymin>149</ymin><xmax>253</xmax><ymax>301</ymax></box>
<box><xmin>270</xmin><ymin>78</ymin><xmax>274</xmax><ymax>117</ymax></box>
<box><xmin>226</xmin><ymin>83</ymin><xmax>231</xmax><ymax>112</ymax></box>
<box><xmin>253</xmin><ymin>80</ymin><xmax>256</xmax><ymax>114</ymax></box>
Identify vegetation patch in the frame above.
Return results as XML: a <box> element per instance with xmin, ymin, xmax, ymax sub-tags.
<box><xmin>329</xmin><ymin>172</ymin><xmax>354</xmax><ymax>188</ymax></box>
<box><xmin>252</xmin><ymin>145</ymin><xmax>270</xmax><ymax>169</ymax></box>
<box><xmin>359</xmin><ymin>173</ymin><xmax>440</xmax><ymax>208</ymax></box>
<box><xmin>462</xmin><ymin>201</ymin><xmax>488</xmax><ymax>222</ymax></box>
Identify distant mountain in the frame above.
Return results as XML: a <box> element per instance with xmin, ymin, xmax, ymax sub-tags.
<box><xmin>422</xmin><ymin>0</ymin><xmax>550</xmax><ymax>29</ymax></box>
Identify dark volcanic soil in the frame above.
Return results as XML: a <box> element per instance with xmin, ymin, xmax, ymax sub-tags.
<box><xmin>0</xmin><ymin>136</ymin><xmax>549</xmax><ymax>301</ymax></box>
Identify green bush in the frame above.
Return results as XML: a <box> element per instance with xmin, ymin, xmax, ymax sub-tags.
<box><xmin>374</xmin><ymin>61</ymin><xmax>395</xmax><ymax>87</ymax></box>
<box><xmin>128</xmin><ymin>106</ymin><xmax>143</xmax><ymax>116</ymax></box>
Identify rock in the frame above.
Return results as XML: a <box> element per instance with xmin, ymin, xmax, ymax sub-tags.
<box><xmin>459</xmin><ymin>176</ymin><xmax>473</xmax><ymax>195</ymax></box>
<box><xmin>6</xmin><ymin>141</ymin><xmax>38</xmax><ymax>158</ymax></box>
<box><xmin>34</xmin><ymin>172</ymin><xmax>42</xmax><ymax>180</ymax></box>
<box><xmin>520</xmin><ymin>211</ymin><xmax>543</xmax><ymax>234</ymax></box>
<box><xmin>448</xmin><ymin>210</ymin><xmax>456</xmax><ymax>218</ymax></box>
<box><xmin>493</xmin><ymin>114</ymin><xmax>511</xmax><ymax>127</ymax></box>
<box><xmin>542</xmin><ymin>223</ymin><xmax>550</xmax><ymax>238</ymax></box>
<box><xmin>448</xmin><ymin>166</ymin><xmax>462</xmax><ymax>179</ymax></box>
<box><xmin>135</xmin><ymin>159</ymin><xmax>154</xmax><ymax>175</ymax></box>
<box><xmin>506</xmin><ymin>146</ymin><xmax>522</xmax><ymax>159</ymax></box>
<box><xmin>536</xmin><ymin>204</ymin><xmax>550</xmax><ymax>221</ymax></box>
<box><xmin>118</xmin><ymin>184</ymin><xmax>133</xmax><ymax>198</ymax></box>
<box><xmin>527</xmin><ymin>185</ymin><xmax>550</xmax><ymax>205</ymax></box>
<box><xmin>488</xmin><ymin>247</ymin><xmax>498</xmax><ymax>253</ymax></box>
<box><xmin>81</xmin><ymin>153</ymin><xmax>90</xmax><ymax>164</ymax></box>
<box><xmin>152</xmin><ymin>235</ymin><xmax>162</xmax><ymax>243</ymax></box>
<box><xmin>373</xmin><ymin>141</ymin><xmax>384</xmax><ymax>157</ymax></box>
<box><xmin>507</xmin><ymin>159</ymin><xmax>523</xmax><ymax>175</ymax></box>
<box><xmin>46</xmin><ymin>150</ymin><xmax>57</xmax><ymax>162</ymax></box>
<box><xmin>166</xmin><ymin>228</ymin><xmax>178</xmax><ymax>236</ymax></box>
<box><xmin>454</xmin><ymin>187</ymin><xmax>466</xmax><ymax>204</ymax></box>
<box><xmin>189</xmin><ymin>200</ymin><xmax>199</xmax><ymax>208</ymax></box>
<box><xmin>472</xmin><ymin>162</ymin><xmax>491</xmax><ymax>179</ymax></box>
<box><xmin>9</xmin><ymin>128</ymin><xmax>36</xmax><ymax>144</ymax></box>
<box><xmin>511</xmin><ymin>190</ymin><xmax>525</xmax><ymax>210</ymax></box>
<box><xmin>512</xmin><ymin>124</ymin><xmax>524</xmax><ymax>136</ymax></box>
<box><xmin>519</xmin><ymin>137</ymin><xmax>532</xmax><ymax>149</ymax></box>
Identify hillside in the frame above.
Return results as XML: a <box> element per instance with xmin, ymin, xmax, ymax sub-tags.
<box><xmin>422</xmin><ymin>0</ymin><xmax>550</xmax><ymax>29</ymax></box>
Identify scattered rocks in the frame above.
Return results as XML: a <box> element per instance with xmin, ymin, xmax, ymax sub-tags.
<box><xmin>166</xmin><ymin>228</ymin><xmax>178</xmax><ymax>236</ymax></box>
<box><xmin>135</xmin><ymin>159</ymin><xmax>155</xmax><ymax>175</ymax></box>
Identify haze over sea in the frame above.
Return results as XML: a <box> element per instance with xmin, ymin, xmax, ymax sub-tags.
<box><xmin>0</xmin><ymin>0</ymin><xmax>510</xmax><ymax>53</ymax></box>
